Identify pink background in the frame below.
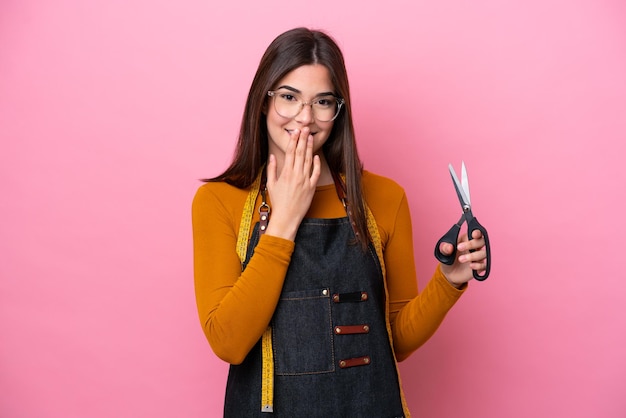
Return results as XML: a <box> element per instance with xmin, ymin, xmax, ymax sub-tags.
<box><xmin>1</xmin><ymin>0</ymin><xmax>625</xmax><ymax>417</ymax></box>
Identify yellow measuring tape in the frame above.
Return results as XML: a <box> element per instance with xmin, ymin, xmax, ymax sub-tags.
<box><xmin>260</xmin><ymin>327</ymin><xmax>274</xmax><ymax>412</ymax></box>
<box><xmin>236</xmin><ymin>171</ymin><xmax>408</xmax><ymax>416</ymax></box>
<box><xmin>236</xmin><ymin>171</ymin><xmax>274</xmax><ymax>413</ymax></box>
<box><xmin>236</xmin><ymin>172</ymin><xmax>261</xmax><ymax>266</ymax></box>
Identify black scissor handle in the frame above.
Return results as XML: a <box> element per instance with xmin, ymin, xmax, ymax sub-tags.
<box><xmin>434</xmin><ymin>223</ymin><xmax>461</xmax><ymax>265</ymax></box>
<box><xmin>468</xmin><ymin>216</ymin><xmax>491</xmax><ymax>281</ymax></box>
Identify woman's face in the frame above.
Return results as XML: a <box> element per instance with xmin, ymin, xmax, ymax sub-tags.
<box><xmin>265</xmin><ymin>64</ymin><xmax>336</xmax><ymax>162</ymax></box>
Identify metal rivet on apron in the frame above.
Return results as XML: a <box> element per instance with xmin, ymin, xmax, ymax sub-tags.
<box><xmin>260</xmin><ymin>225</ymin><xmax>266</xmax><ymax>231</ymax></box>
<box><xmin>335</xmin><ymin>327</ymin><xmax>342</xmax><ymax>334</ymax></box>
<box><xmin>332</xmin><ymin>294</ymin><xmax>339</xmax><ymax>302</ymax></box>
<box><xmin>363</xmin><ymin>325</ymin><xmax>369</xmax><ymax>332</ymax></box>
<box><xmin>361</xmin><ymin>292</ymin><xmax>368</xmax><ymax>301</ymax></box>
<box><xmin>363</xmin><ymin>357</ymin><xmax>370</xmax><ymax>364</ymax></box>
<box><xmin>322</xmin><ymin>289</ymin><xmax>328</xmax><ymax>296</ymax></box>
<box><xmin>339</xmin><ymin>360</ymin><xmax>346</xmax><ymax>368</ymax></box>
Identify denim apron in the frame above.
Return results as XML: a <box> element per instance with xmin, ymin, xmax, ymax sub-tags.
<box><xmin>224</xmin><ymin>178</ymin><xmax>406</xmax><ymax>418</ymax></box>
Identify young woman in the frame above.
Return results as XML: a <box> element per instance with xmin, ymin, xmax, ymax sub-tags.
<box><xmin>192</xmin><ymin>27</ymin><xmax>488</xmax><ymax>417</ymax></box>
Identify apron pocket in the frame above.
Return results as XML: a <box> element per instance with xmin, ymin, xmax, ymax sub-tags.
<box><xmin>272</xmin><ymin>287</ymin><xmax>334</xmax><ymax>375</ymax></box>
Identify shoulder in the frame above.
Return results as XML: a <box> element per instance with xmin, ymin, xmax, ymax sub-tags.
<box><xmin>361</xmin><ymin>170</ymin><xmax>409</xmax><ymax>224</ymax></box>
<box><xmin>192</xmin><ymin>181</ymin><xmax>250</xmax><ymax>217</ymax></box>
<box><xmin>194</xmin><ymin>180</ymin><xmax>249</xmax><ymax>199</ymax></box>
<box><xmin>361</xmin><ymin>170</ymin><xmax>411</xmax><ymax>246</ymax></box>
<box><xmin>361</xmin><ymin>170</ymin><xmax>406</xmax><ymax>204</ymax></box>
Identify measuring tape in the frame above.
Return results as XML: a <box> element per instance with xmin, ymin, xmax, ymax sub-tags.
<box><xmin>236</xmin><ymin>172</ymin><xmax>261</xmax><ymax>267</ymax></box>
<box><xmin>260</xmin><ymin>328</ymin><xmax>274</xmax><ymax>412</ymax></box>
<box><xmin>236</xmin><ymin>170</ymin><xmax>275</xmax><ymax>413</ymax></box>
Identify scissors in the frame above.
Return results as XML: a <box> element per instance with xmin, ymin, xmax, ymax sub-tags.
<box><xmin>434</xmin><ymin>162</ymin><xmax>491</xmax><ymax>281</ymax></box>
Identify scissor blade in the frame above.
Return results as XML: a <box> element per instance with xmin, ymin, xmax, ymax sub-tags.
<box><xmin>448</xmin><ymin>163</ymin><xmax>471</xmax><ymax>209</ymax></box>
<box><xmin>461</xmin><ymin>161</ymin><xmax>471</xmax><ymax>205</ymax></box>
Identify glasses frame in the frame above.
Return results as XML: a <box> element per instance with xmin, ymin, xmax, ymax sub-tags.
<box><xmin>267</xmin><ymin>90</ymin><xmax>345</xmax><ymax>122</ymax></box>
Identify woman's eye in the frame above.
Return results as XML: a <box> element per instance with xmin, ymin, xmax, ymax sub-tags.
<box><xmin>280</xmin><ymin>94</ymin><xmax>297</xmax><ymax>102</ymax></box>
<box><xmin>316</xmin><ymin>98</ymin><xmax>334</xmax><ymax>107</ymax></box>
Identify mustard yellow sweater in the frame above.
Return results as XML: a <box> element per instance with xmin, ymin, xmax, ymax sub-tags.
<box><xmin>192</xmin><ymin>170</ymin><xmax>465</xmax><ymax>364</ymax></box>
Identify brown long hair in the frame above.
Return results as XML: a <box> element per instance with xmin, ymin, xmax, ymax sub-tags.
<box><xmin>208</xmin><ymin>27</ymin><xmax>369</xmax><ymax>249</ymax></box>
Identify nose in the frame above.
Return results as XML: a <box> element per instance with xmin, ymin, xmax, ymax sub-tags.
<box><xmin>295</xmin><ymin>103</ymin><xmax>314</xmax><ymax>125</ymax></box>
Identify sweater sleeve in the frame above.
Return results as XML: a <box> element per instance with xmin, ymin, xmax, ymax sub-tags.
<box><xmin>364</xmin><ymin>174</ymin><xmax>466</xmax><ymax>361</ymax></box>
<box><xmin>192</xmin><ymin>183</ymin><xmax>294</xmax><ymax>364</ymax></box>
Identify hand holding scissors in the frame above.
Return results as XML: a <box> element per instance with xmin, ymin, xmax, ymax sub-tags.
<box><xmin>434</xmin><ymin>162</ymin><xmax>491</xmax><ymax>281</ymax></box>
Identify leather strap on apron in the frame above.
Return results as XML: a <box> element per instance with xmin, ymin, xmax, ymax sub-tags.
<box><xmin>235</xmin><ymin>168</ymin><xmax>409</xmax><ymax>416</ymax></box>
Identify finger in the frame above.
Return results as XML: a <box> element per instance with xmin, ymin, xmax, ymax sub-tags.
<box><xmin>309</xmin><ymin>154</ymin><xmax>321</xmax><ymax>185</ymax></box>
<box><xmin>303</xmin><ymin>133</ymin><xmax>314</xmax><ymax>176</ymax></box>
<box><xmin>455</xmin><ymin>235</ymin><xmax>469</xmax><ymax>251</ymax></box>
<box><xmin>294</xmin><ymin>127</ymin><xmax>309</xmax><ymax>166</ymax></box>
<box><xmin>283</xmin><ymin>128</ymin><xmax>300</xmax><ymax>169</ymax></box>
<box><xmin>471</xmin><ymin>229</ymin><xmax>483</xmax><ymax>240</ymax></box>
<box><xmin>470</xmin><ymin>262</ymin><xmax>488</xmax><ymax>273</ymax></box>
<box><xmin>439</xmin><ymin>242</ymin><xmax>455</xmax><ymax>256</ymax></box>
<box><xmin>459</xmin><ymin>247</ymin><xmax>487</xmax><ymax>264</ymax></box>
<box><xmin>457</xmin><ymin>235</ymin><xmax>485</xmax><ymax>252</ymax></box>
<box><xmin>475</xmin><ymin>246</ymin><xmax>488</xmax><ymax>269</ymax></box>
<box><xmin>463</xmin><ymin>238</ymin><xmax>485</xmax><ymax>252</ymax></box>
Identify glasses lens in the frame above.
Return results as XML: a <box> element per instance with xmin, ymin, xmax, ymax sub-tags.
<box><xmin>271</xmin><ymin>91</ymin><xmax>342</xmax><ymax>122</ymax></box>
<box><xmin>272</xmin><ymin>92</ymin><xmax>299</xmax><ymax>119</ymax></box>
<box><xmin>312</xmin><ymin>97</ymin><xmax>339</xmax><ymax>122</ymax></box>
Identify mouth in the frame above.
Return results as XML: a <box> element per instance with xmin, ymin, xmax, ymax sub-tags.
<box><xmin>286</xmin><ymin>129</ymin><xmax>318</xmax><ymax>136</ymax></box>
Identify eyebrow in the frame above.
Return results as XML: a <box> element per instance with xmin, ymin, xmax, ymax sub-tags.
<box><xmin>275</xmin><ymin>85</ymin><xmax>335</xmax><ymax>97</ymax></box>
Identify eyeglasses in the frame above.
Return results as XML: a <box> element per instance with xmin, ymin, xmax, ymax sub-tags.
<box><xmin>267</xmin><ymin>90</ymin><xmax>345</xmax><ymax>122</ymax></box>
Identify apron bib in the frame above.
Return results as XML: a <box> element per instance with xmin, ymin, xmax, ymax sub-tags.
<box><xmin>223</xmin><ymin>176</ymin><xmax>406</xmax><ymax>417</ymax></box>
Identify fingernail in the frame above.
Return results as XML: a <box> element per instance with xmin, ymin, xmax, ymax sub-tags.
<box><xmin>458</xmin><ymin>255</ymin><xmax>467</xmax><ymax>262</ymax></box>
<box><xmin>457</xmin><ymin>243</ymin><xmax>466</xmax><ymax>251</ymax></box>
